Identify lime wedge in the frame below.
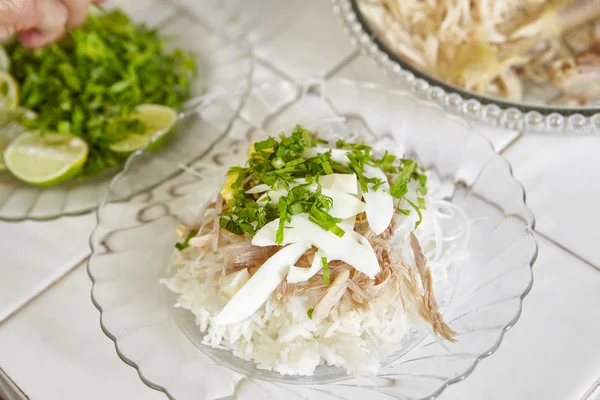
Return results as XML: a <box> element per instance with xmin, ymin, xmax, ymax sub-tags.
<box><xmin>3</xmin><ymin>132</ymin><xmax>88</xmax><ymax>186</ymax></box>
<box><xmin>109</xmin><ymin>104</ymin><xmax>178</xmax><ymax>156</ymax></box>
<box><xmin>0</xmin><ymin>71</ymin><xmax>18</xmax><ymax>109</ymax></box>
<box><xmin>0</xmin><ymin>46</ymin><xmax>9</xmax><ymax>71</ymax></box>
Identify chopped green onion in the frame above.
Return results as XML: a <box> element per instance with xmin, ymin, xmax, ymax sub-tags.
<box><xmin>329</xmin><ymin>225</ymin><xmax>345</xmax><ymax>238</ymax></box>
<box><xmin>390</xmin><ymin>161</ymin><xmax>416</xmax><ymax>199</ymax></box>
<box><xmin>216</xmin><ymin>124</ymin><xmax>427</xmax><ymax>239</ymax></box>
<box><xmin>271</xmin><ymin>157</ymin><xmax>285</xmax><ymax>170</ymax></box>
<box><xmin>285</xmin><ymin>157</ymin><xmax>305</xmax><ymax>167</ymax></box>
<box><xmin>276</xmin><ymin>197</ymin><xmax>287</xmax><ymax>245</ymax></box>
<box><xmin>406</xmin><ymin>198</ymin><xmax>423</xmax><ymax>229</ymax></box>
<box><xmin>288</xmin><ymin>202</ymin><xmax>305</xmax><ymax>215</ymax></box>
<box><xmin>307</xmin><ymin>308</ymin><xmax>314</xmax><ymax>319</ymax></box>
<box><xmin>321</xmin><ymin>257</ymin><xmax>330</xmax><ymax>285</ymax></box>
<box><xmin>174</xmin><ymin>229</ymin><xmax>199</xmax><ymax>251</ymax></box>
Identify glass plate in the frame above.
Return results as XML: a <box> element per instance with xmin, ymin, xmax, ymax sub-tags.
<box><xmin>0</xmin><ymin>0</ymin><xmax>253</xmax><ymax>221</ymax></box>
<box><xmin>88</xmin><ymin>79</ymin><xmax>537</xmax><ymax>400</ymax></box>
<box><xmin>332</xmin><ymin>0</ymin><xmax>600</xmax><ymax>135</ymax></box>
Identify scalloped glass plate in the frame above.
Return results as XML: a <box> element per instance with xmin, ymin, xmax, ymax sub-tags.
<box><xmin>88</xmin><ymin>79</ymin><xmax>537</xmax><ymax>400</ymax></box>
<box><xmin>332</xmin><ymin>0</ymin><xmax>600</xmax><ymax>135</ymax></box>
<box><xmin>0</xmin><ymin>0</ymin><xmax>253</xmax><ymax>221</ymax></box>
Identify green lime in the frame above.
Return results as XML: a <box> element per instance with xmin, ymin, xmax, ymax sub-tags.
<box><xmin>3</xmin><ymin>132</ymin><xmax>88</xmax><ymax>186</ymax></box>
<box><xmin>0</xmin><ymin>71</ymin><xmax>18</xmax><ymax>109</ymax></box>
<box><xmin>109</xmin><ymin>104</ymin><xmax>178</xmax><ymax>156</ymax></box>
<box><xmin>0</xmin><ymin>46</ymin><xmax>8</xmax><ymax>71</ymax></box>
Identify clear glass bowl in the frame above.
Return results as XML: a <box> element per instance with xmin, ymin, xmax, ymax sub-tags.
<box><xmin>332</xmin><ymin>0</ymin><xmax>600</xmax><ymax>135</ymax></box>
<box><xmin>88</xmin><ymin>79</ymin><xmax>537</xmax><ymax>400</ymax></box>
<box><xmin>0</xmin><ymin>0</ymin><xmax>253</xmax><ymax>221</ymax></box>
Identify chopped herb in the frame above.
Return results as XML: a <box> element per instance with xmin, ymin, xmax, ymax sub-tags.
<box><xmin>321</xmin><ymin>257</ymin><xmax>330</xmax><ymax>285</ymax></box>
<box><xmin>390</xmin><ymin>161</ymin><xmax>416</xmax><ymax>199</ymax></box>
<box><xmin>275</xmin><ymin>197</ymin><xmax>288</xmax><ymax>245</ymax></box>
<box><xmin>307</xmin><ymin>308</ymin><xmax>314</xmax><ymax>319</ymax></box>
<box><xmin>174</xmin><ymin>229</ymin><xmax>199</xmax><ymax>251</ymax></box>
<box><xmin>6</xmin><ymin>9</ymin><xmax>197</xmax><ymax>178</ymax></box>
<box><xmin>271</xmin><ymin>157</ymin><xmax>285</xmax><ymax>170</ymax></box>
<box><xmin>218</xmin><ymin>125</ymin><xmax>428</xmax><ymax>237</ymax></box>
<box><xmin>418</xmin><ymin>197</ymin><xmax>427</xmax><ymax>209</ymax></box>
<box><xmin>406</xmin><ymin>198</ymin><xmax>423</xmax><ymax>229</ymax></box>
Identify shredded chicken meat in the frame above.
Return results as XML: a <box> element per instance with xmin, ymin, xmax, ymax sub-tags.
<box><xmin>178</xmin><ymin>208</ymin><xmax>456</xmax><ymax>342</ymax></box>
<box><xmin>359</xmin><ymin>0</ymin><xmax>600</xmax><ymax>103</ymax></box>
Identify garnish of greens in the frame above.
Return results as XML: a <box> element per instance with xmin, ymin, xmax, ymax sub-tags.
<box><xmin>3</xmin><ymin>8</ymin><xmax>196</xmax><ymax>178</ymax></box>
<box><xmin>219</xmin><ymin>124</ymin><xmax>428</xmax><ymax>242</ymax></box>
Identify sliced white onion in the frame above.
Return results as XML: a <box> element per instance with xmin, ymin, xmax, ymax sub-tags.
<box><xmin>252</xmin><ymin>214</ymin><xmax>380</xmax><ymax>278</ymax></box>
<box><xmin>214</xmin><ymin>242</ymin><xmax>311</xmax><ymax>325</ymax></box>
<box><xmin>286</xmin><ymin>249</ymin><xmax>327</xmax><ymax>283</ymax></box>
<box><xmin>318</xmin><ymin>173</ymin><xmax>358</xmax><ymax>194</ymax></box>
<box><xmin>245</xmin><ymin>184</ymin><xmax>271</xmax><ymax>194</ymax></box>
<box><xmin>363</xmin><ymin>165</ymin><xmax>394</xmax><ymax>235</ymax></box>
<box><xmin>258</xmin><ymin>187</ymin><xmax>365</xmax><ymax>220</ymax></box>
<box><xmin>220</xmin><ymin>268</ymin><xmax>250</xmax><ymax>299</ymax></box>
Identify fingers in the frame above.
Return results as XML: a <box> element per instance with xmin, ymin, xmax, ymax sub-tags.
<box><xmin>2</xmin><ymin>0</ymin><xmax>98</xmax><ymax>48</ymax></box>
<box><xmin>17</xmin><ymin>0</ymin><xmax>68</xmax><ymax>47</ymax></box>
<box><xmin>0</xmin><ymin>0</ymin><xmax>40</xmax><ymax>41</ymax></box>
<box><xmin>59</xmin><ymin>0</ymin><xmax>89</xmax><ymax>28</ymax></box>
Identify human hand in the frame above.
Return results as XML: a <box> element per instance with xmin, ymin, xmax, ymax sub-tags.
<box><xmin>0</xmin><ymin>0</ymin><xmax>104</xmax><ymax>48</ymax></box>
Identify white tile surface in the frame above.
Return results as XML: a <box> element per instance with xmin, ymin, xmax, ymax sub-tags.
<box><xmin>1</xmin><ymin>0</ymin><xmax>600</xmax><ymax>399</ymax></box>
<box><xmin>440</xmin><ymin>237</ymin><xmax>600</xmax><ymax>400</ymax></box>
<box><xmin>504</xmin><ymin>135</ymin><xmax>600</xmax><ymax>266</ymax></box>
<box><xmin>0</xmin><ymin>264</ymin><xmax>163</xmax><ymax>400</ymax></box>
<box><xmin>587</xmin><ymin>381</ymin><xmax>600</xmax><ymax>400</ymax></box>
<box><xmin>334</xmin><ymin>54</ymin><xmax>401</xmax><ymax>88</ymax></box>
<box><xmin>2</xmin><ymin>237</ymin><xmax>598</xmax><ymax>400</ymax></box>
<box><xmin>0</xmin><ymin>215</ymin><xmax>94</xmax><ymax>323</ymax></box>
<box><xmin>242</xmin><ymin>0</ymin><xmax>355</xmax><ymax>80</ymax></box>
<box><xmin>334</xmin><ymin>55</ymin><xmax>520</xmax><ymax>152</ymax></box>
<box><xmin>173</xmin><ymin>0</ymin><xmax>355</xmax><ymax>80</ymax></box>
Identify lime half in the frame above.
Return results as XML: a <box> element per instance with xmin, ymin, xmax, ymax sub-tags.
<box><xmin>0</xmin><ymin>46</ymin><xmax>9</xmax><ymax>71</ymax></box>
<box><xmin>0</xmin><ymin>71</ymin><xmax>18</xmax><ymax>109</ymax></box>
<box><xmin>109</xmin><ymin>104</ymin><xmax>178</xmax><ymax>156</ymax></box>
<box><xmin>3</xmin><ymin>132</ymin><xmax>88</xmax><ymax>186</ymax></box>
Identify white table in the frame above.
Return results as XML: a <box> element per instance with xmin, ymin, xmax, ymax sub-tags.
<box><xmin>1</xmin><ymin>1</ymin><xmax>600</xmax><ymax>399</ymax></box>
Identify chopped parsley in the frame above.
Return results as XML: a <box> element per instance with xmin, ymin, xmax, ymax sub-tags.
<box><xmin>218</xmin><ymin>125</ymin><xmax>428</xmax><ymax>239</ymax></box>
<box><xmin>322</xmin><ymin>257</ymin><xmax>330</xmax><ymax>285</ymax></box>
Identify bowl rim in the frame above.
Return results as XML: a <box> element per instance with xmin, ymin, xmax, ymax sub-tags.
<box><xmin>333</xmin><ymin>0</ymin><xmax>600</xmax><ymax>134</ymax></box>
<box><xmin>87</xmin><ymin>78</ymin><xmax>538</xmax><ymax>400</ymax></box>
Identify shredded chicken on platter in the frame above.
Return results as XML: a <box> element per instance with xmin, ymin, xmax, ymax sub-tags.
<box><xmin>359</xmin><ymin>0</ymin><xmax>600</xmax><ymax>103</ymax></box>
<box><xmin>177</xmin><ymin>207</ymin><xmax>456</xmax><ymax>342</ymax></box>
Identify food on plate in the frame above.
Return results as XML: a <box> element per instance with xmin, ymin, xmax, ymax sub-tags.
<box><xmin>0</xmin><ymin>8</ymin><xmax>196</xmax><ymax>184</ymax></box>
<box><xmin>163</xmin><ymin>125</ymin><xmax>470</xmax><ymax>376</ymax></box>
<box><xmin>359</xmin><ymin>0</ymin><xmax>600</xmax><ymax>103</ymax></box>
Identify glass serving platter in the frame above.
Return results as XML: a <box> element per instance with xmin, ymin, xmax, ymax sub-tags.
<box><xmin>332</xmin><ymin>0</ymin><xmax>600</xmax><ymax>135</ymax></box>
<box><xmin>0</xmin><ymin>0</ymin><xmax>253</xmax><ymax>221</ymax></box>
<box><xmin>88</xmin><ymin>78</ymin><xmax>537</xmax><ymax>400</ymax></box>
